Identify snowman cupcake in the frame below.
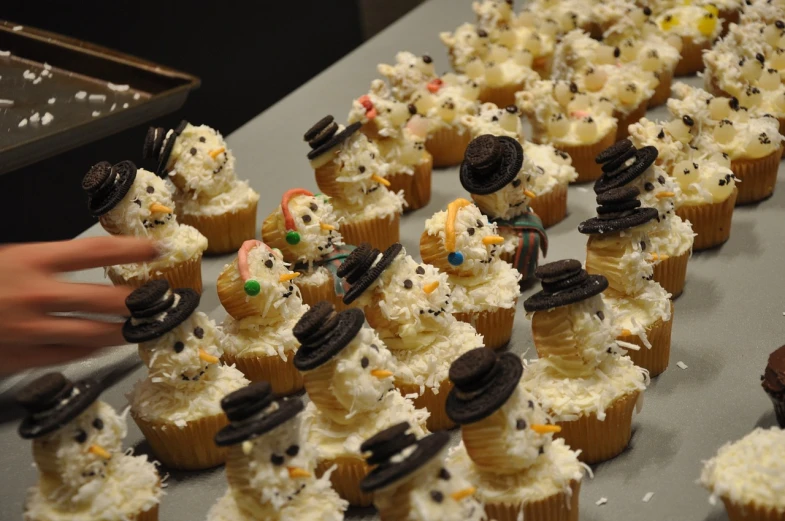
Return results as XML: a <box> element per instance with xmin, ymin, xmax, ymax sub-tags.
<box><xmin>304</xmin><ymin>116</ymin><xmax>404</xmax><ymax>250</ymax></box>
<box><xmin>293</xmin><ymin>302</ymin><xmax>429</xmax><ymax>506</ymax></box>
<box><xmin>339</xmin><ymin>243</ymin><xmax>484</xmax><ymax>430</ymax></box>
<box><xmin>421</xmin><ymin>198</ymin><xmax>521</xmax><ymax>350</ymax></box>
<box><xmin>143</xmin><ymin>121</ymin><xmax>259</xmax><ymax>254</ymax></box>
<box><xmin>522</xmin><ymin>260</ymin><xmax>649</xmax><ymax>463</ymax></box>
<box><xmin>360</xmin><ymin>423</ymin><xmax>484</xmax><ymax>521</ymax></box>
<box><xmin>208</xmin><ymin>382</ymin><xmax>347</xmax><ymax>521</ymax></box>
<box><xmin>458</xmin><ymin>135</ymin><xmax>548</xmax><ymax>282</ymax></box>
<box><xmin>348</xmin><ymin>79</ymin><xmax>433</xmax><ymax>210</ymax></box>
<box><xmin>377</xmin><ymin>51</ymin><xmax>481</xmax><ymax>166</ymax></box>
<box><xmin>261</xmin><ymin>189</ymin><xmax>354</xmax><ymax>310</ymax></box>
<box><xmin>592</xmin><ymin>141</ymin><xmax>695</xmax><ymax>298</ymax></box>
<box><xmin>446</xmin><ymin>349</ymin><xmax>585</xmax><ymax>521</ymax></box>
<box><xmin>579</xmin><ymin>188</ymin><xmax>675</xmax><ymax>376</ymax></box>
<box><xmin>217</xmin><ymin>240</ymin><xmax>308</xmax><ymax>394</ymax></box>
<box><xmin>656</xmin><ymin>2</ymin><xmax>723</xmax><ymax>75</ymax></box>
<box><xmin>460</xmin><ymin>102</ymin><xmax>578</xmax><ymax>227</ymax></box>
<box><xmin>123</xmin><ymin>280</ymin><xmax>249</xmax><ymax>470</ymax></box>
<box><xmin>17</xmin><ymin>373</ymin><xmax>162</xmax><ymax>521</ymax></box>
<box><xmin>82</xmin><ymin>160</ymin><xmax>207</xmax><ymax>292</ymax></box>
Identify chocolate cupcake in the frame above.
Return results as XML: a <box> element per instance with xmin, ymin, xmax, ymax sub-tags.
<box><xmin>762</xmin><ymin>345</ymin><xmax>785</xmax><ymax>428</ymax></box>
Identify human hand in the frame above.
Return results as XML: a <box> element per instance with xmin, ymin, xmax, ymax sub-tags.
<box><xmin>0</xmin><ymin>236</ymin><xmax>159</xmax><ymax>374</ymax></box>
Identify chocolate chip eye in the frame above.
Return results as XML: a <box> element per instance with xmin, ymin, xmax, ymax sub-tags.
<box><xmin>516</xmin><ymin>419</ymin><xmax>527</xmax><ymax>430</ymax></box>
<box><xmin>476</xmin><ymin>220</ymin><xmax>483</xmax><ymax>228</ymax></box>
<box><xmin>640</xmin><ymin>241</ymin><xmax>647</xmax><ymax>251</ymax></box>
<box><xmin>511</xmin><ymin>178</ymin><xmax>522</xmax><ymax>188</ymax></box>
<box><xmin>174</xmin><ymin>341</ymin><xmax>184</xmax><ymax>353</ymax></box>
<box><xmin>146</xmin><ymin>186</ymin><xmax>154</xmax><ymax>194</ymax></box>
<box><xmin>199</xmin><ymin>137</ymin><xmax>206</xmax><ymax>143</ymax></box>
<box><xmin>438</xmin><ymin>468</ymin><xmax>451</xmax><ymax>480</ymax></box>
<box><xmin>286</xmin><ymin>445</ymin><xmax>299</xmax><ymax>457</ymax></box>
<box><xmin>309</xmin><ymin>203</ymin><xmax>318</xmax><ymax>212</ymax></box>
<box><xmin>302</xmin><ymin>214</ymin><xmax>312</xmax><ymax>223</ymax></box>
<box><xmin>361</xmin><ymin>357</ymin><xmax>369</xmax><ymax>368</ymax></box>
<box><xmin>371</xmin><ymin>344</ymin><xmax>380</xmax><ymax>352</ymax></box>
<box><xmin>270</xmin><ymin>454</ymin><xmax>284</xmax><ymax>466</ymax></box>
<box><xmin>93</xmin><ymin>418</ymin><xmax>104</xmax><ymax>430</ymax></box>
<box><xmin>416</xmin><ymin>266</ymin><xmax>425</xmax><ymax>275</ymax></box>
<box><xmin>403</xmin><ymin>279</ymin><xmax>413</xmax><ymax>289</ymax></box>
<box><xmin>430</xmin><ymin>491</ymin><xmax>444</xmax><ymax>503</ymax></box>
<box><xmin>467</xmin><ymin>227</ymin><xmax>475</xmax><ymax>236</ymax></box>
<box><xmin>596</xmin><ymin>310</ymin><xmax>605</xmax><ymax>321</ymax></box>
<box><xmin>194</xmin><ymin>327</ymin><xmax>204</xmax><ymax>339</ymax></box>
<box><xmin>265</xmin><ymin>260</ymin><xmax>274</xmax><ymax>269</ymax></box>
<box><xmin>74</xmin><ymin>429</ymin><xmax>87</xmax><ymax>444</ymax></box>
<box><xmin>359</xmin><ymin>165</ymin><xmax>366</xmax><ymax>173</ymax></box>
<box><xmin>133</xmin><ymin>199</ymin><xmax>142</xmax><ymax>207</ymax></box>
<box><xmin>528</xmin><ymin>400</ymin><xmax>534</xmax><ymax>409</ymax></box>
<box><xmin>190</xmin><ymin>147</ymin><xmax>197</xmax><ymax>156</ymax></box>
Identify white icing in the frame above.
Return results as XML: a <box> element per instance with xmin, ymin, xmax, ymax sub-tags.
<box><xmin>656</xmin><ymin>4</ymin><xmax>723</xmax><ymax>43</ymax></box>
<box><xmin>166</xmin><ymin>124</ymin><xmax>234</xmax><ymax>196</ymax></box>
<box><xmin>523</xmin><ymin>141</ymin><xmax>578</xmax><ymax>193</ymax></box>
<box><xmin>605</xmin><ymin>287</ymin><xmax>673</xmax><ymax>341</ymax></box>
<box><xmin>628</xmin><ymin>118</ymin><xmax>687</xmax><ymax>172</ymax></box>
<box><xmin>222</xmin><ymin>314</ymin><xmax>302</xmax><ymax>359</ymax></box>
<box><xmin>267</xmin><ymin>193</ymin><xmax>343</xmax><ymax>265</ymax></box>
<box><xmin>448</xmin><ymin>259</ymin><xmax>521</xmax><ymax>313</ymax></box>
<box><xmin>175</xmin><ymin>179</ymin><xmax>259</xmax><ymax>217</ymax></box>
<box><xmin>206</xmin><ymin>486</ymin><xmax>345</xmax><ymax>521</ymax></box>
<box><xmin>377</xmin><ymin>51</ymin><xmax>439</xmax><ymax>102</ymax></box>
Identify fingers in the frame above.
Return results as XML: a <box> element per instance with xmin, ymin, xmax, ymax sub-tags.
<box><xmin>32</xmin><ymin>236</ymin><xmax>159</xmax><ymax>272</ymax></box>
<box><xmin>0</xmin><ymin>344</ymin><xmax>105</xmax><ymax>375</ymax></box>
<box><xmin>34</xmin><ymin>283</ymin><xmax>133</xmax><ymax>315</ymax></box>
<box><xmin>8</xmin><ymin>317</ymin><xmax>126</xmax><ymax>347</ymax></box>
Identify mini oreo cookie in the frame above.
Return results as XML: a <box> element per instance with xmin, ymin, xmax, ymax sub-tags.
<box><xmin>337</xmin><ymin>243</ymin><xmax>377</xmax><ymax>284</ymax></box>
<box><xmin>122</xmin><ymin>283</ymin><xmax>201</xmax><ymax>343</ymax></box>
<box><xmin>595</xmin><ymin>138</ymin><xmax>633</xmax><ymax>164</ymax></box>
<box><xmin>342</xmin><ymin>243</ymin><xmax>404</xmax><ymax>305</ymax></box>
<box><xmin>304</xmin><ymin>115</ymin><xmax>335</xmax><ymax>142</ymax></box>
<box><xmin>143</xmin><ymin>127</ymin><xmax>166</xmax><ymax>161</ymax></box>
<box><xmin>220</xmin><ymin>381</ymin><xmax>274</xmax><ymax>422</ymax></box>
<box><xmin>361</xmin><ymin>422</ymin><xmax>416</xmax><ymax>465</ymax></box>
<box><xmin>125</xmin><ymin>279</ymin><xmax>175</xmax><ymax>318</ymax></box>
<box><xmin>523</xmin><ymin>272</ymin><xmax>609</xmax><ymax>312</ymax></box>
<box><xmin>578</xmin><ymin>207</ymin><xmax>658</xmax><ymax>234</ymax></box>
<box><xmin>464</xmin><ymin>135</ymin><xmax>501</xmax><ymax>172</ymax></box>
<box><xmin>307</xmin><ymin>121</ymin><xmax>362</xmax><ymax>161</ymax></box>
<box><xmin>292</xmin><ymin>301</ymin><xmax>337</xmax><ymax>347</ymax></box>
<box><xmin>360</xmin><ymin>430</ymin><xmax>450</xmax><ymax>493</ymax></box>
<box><xmin>459</xmin><ymin>135</ymin><xmax>523</xmax><ymax>195</ymax></box>
<box><xmin>308</xmin><ymin>121</ymin><xmax>339</xmax><ymax>149</ymax></box>
<box><xmin>601</xmin><ymin>145</ymin><xmax>637</xmax><ymax>173</ymax></box>
<box><xmin>154</xmin><ymin>120</ymin><xmax>189</xmax><ymax>177</ymax></box>
<box><xmin>293</xmin><ymin>307</ymin><xmax>365</xmax><ymax>371</ymax></box>
<box><xmin>215</xmin><ymin>392</ymin><xmax>304</xmax><ymax>447</ymax></box>
<box><xmin>541</xmin><ymin>269</ymin><xmax>589</xmax><ymax>293</ymax></box>
<box><xmin>594</xmin><ymin>146</ymin><xmax>658</xmax><ymax>194</ymax></box>
<box><xmin>83</xmin><ymin>160</ymin><xmax>138</xmax><ymax>217</ymax></box>
<box><xmin>17</xmin><ymin>373</ymin><xmax>103</xmax><ymax>439</ymax></box>
<box><xmin>534</xmin><ymin>259</ymin><xmax>582</xmax><ymax>281</ymax></box>
<box><xmin>448</xmin><ymin>348</ymin><xmax>498</xmax><ymax>390</ymax></box>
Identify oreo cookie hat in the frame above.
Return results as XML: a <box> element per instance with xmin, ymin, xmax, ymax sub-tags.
<box><xmin>17</xmin><ymin>372</ymin><xmax>103</xmax><ymax>439</ymax></box>
<box><xmin>578</xmin><ymin>186</ymin><xmax>659</xmax><ymax>235</ymax></box>
<box><xmin>214</xmin><ymin>381</ymin><xmax>304</xmax><ymax>446</ymax></box>
<box><xmin>81</xmin><ymin>160</ymin><xmax>138</xmax><ymax>217</ymax></box>
<box><xmin>459</xmin><ymin>134</ymin><xmax>524</xmax><ymax>195</ymax></box>
<box><xmin>142</xmin><ymin>120</ymin><xmax>189</xmax><ymax>177</ymax></box>
<box><xmin>122</xmin><ymin>279</ymin><xmax>201</xmax><ymax>343</ymax></box>
<box><xmin>304</xmin><ymin>115</ymin><xmax>362</xmax><ymax>161</ymax></box>
<box><xmin>292</xmin><ymin>301</ymin><xmax>366</xmax><ymax>371</ymax></box>
<box><xmin>523</xmin><ymin>259</ymin><xmax>609</xmax><ymax>312</ymax></box>
<box><xmin>593</xmin><ymin>143</ymin><xmax>659</xmax><ymax>194</ymax></box>
<box><xmin>359</xmin><ymin>422</ymin><xmax>450</xmax><ymax>493</ymax></box>
<box><xmin>339</xmin><ymin>242</ymin><xmax>404</xmax><ymax>305</ymax></box>
<box><xmin>446</xmin><ymin>348</ymin><xmax>523</xmax><ymax>425</ymax></box>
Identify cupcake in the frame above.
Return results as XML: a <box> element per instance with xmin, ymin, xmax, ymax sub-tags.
<box><xmin>123</xmin><ymin>280</ymin><xmax>248</xmax><ymax>470</ymax></box>
<box><xmin>304</xmin><ymin>116</ymin><xmax>404</xmax><ymax>249</ymax></box>
<box><xmin>628</xmin><ymin>117</ymin><xmax>688</xmax><ymax>174</ymax></box>
<box><xmin>82</xmin><ymin>160</ymin><xmax>207</xmax><ymax>292</ymax></box>
<box><xmin>378</xmin><ymin>52</ymin><xmax>481</xmax><ymax>166</ymax></box>
<box><xmin>16</xmin><ymin>373</ymin><xmax>162</xmax><ymax>521</ymax></box>
<box><xmin>579</xmin><ymin>187</ymin><xmax>675</xmax><ymax>376</ymax></box>
<box><xmin>762</xmin><ymin>344</ymin><xmax>785</xmax><ymax>428</ymax></box>
<box><xmin>261</xmin><ymin>189</ymin><xmax>354</xmax><ymax>310</ymax></box>
<box><xmin>668</xmin><ymin>82</ymin><xmax>783</xmax><ymax>204</ymax></box>
<box><xmin>521</xmin><ymin>0</ymin><xmax>598</xmax><ymax>38</ymax></box>
<box><xmin>740</xmin><ymin>0</ymin><xmax>785</xmax><ymax>25</ymax></box>
<box><xmin>208</xmin><ymin>382</ymin><xmax>347</xmax><ymax>521</ymax></box>
<box><xmin>446</xmin><ymin>349</ymin><xmax>585</xmax><ymax>521</ymax></box>
<box><xmin>593</xmin><ymin>141</ymin><xmax>694</xmax><ymax>298</ymax></box>
<box><xmin>143</xmin><ymin>121</ymin><xmax>259</xmax><ymax>254</ymax></box>
<box><xmin>421</xmin><ymin>198</ymin><xmax>521</xmax><ymax>349</ymax></box>
<box><xmin>517</xmin><ymin>80</ymin><xmax>618</xmax><ymax>182</ymax></box>
<box><xmin>293</xmin><ymin>302</ymin><xmax>429</xmax><ymax>506</ymax></box>
<box><xmin>339</xmin><ymin>243</ymin><xmax>484</xmax><ymax>430</ymax></box>
<box><xmin>700</xmin><ymin>428</ymin><xmax>785</xmax><ymax>521</ymax></box>
<box><xmin>360</xmin><ymin>423</ymin><xmax>485</xmax><ymax>521</ymax></box>
<box><xmin>522</xmin><ymin>260</ymin><xmax>649</xmax><ymax>463</ymax></box>
<box><xmin>656</xmin><ymin>3</ymin><xmax>723</xmax><ymax>75</ymax></box>
<box><xmin>348</xmin><ymin>80</ymin><xmax>433</xmax><ymax>211</ymax></box>
<box><xmin>461</xmin><ymin>102</ymin><xmax>578</xmax><ymax>227</ymax></box>
<box><xmin>217</xmin><ymin>240</ymin><xmax>307</xmax><ymax>394</ymax></box>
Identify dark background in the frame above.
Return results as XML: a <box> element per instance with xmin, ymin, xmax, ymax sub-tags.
<box><xmin>1</xmin><ymin>0</ymin><xmax>422</xmax><ymax>243</ymax></box>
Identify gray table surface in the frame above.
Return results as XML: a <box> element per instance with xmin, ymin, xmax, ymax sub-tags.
<box><xmin>2</xmin><ymin>1</ymin><xmax>784</xmax><ymax>520</ymax></box>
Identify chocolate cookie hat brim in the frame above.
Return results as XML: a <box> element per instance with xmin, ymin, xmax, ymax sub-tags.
<box><xmin>459</xmin><ymin>135</ymin><xmax>523</xmax><ymax>195</ymax></box>
<box><xmin>578</xmin><ymin>207</ymin><xmax>659</xmax><ymax>235</ymax></box>
<box><xmin>307</xmin><ymin>121</ymin><xmax>362</xmax><ymax>161</ymax></box>
<box><xmin>84</xmin><ymin>160</ymin><xmax>138</xmax><ymax>217</ymax></box>
<box><xmin>215</xmin><ymin>397</ymin><xmax>304</xmax><ymax>447</ymax></box>
<box><xmin>593</xmin><ymin>146</ymin><xmax>658</xmax><ymax>194</ymax></box>
<box><xmin>122</xmin><ymin>288</ymin><xmax>200</xmax><ymax>343</ymax></box>
<box><xmin>523</xmin><ymin>274</ymin><xmax>609</xmax><ymax>312</ymax></box>
<box><xmin>155</xmin><ymin>120</ymin><xmax>189</xmax><ymax>177</ymax></box>
<box><xmin>360</xmin><ymin>431</ymin><xmax>450</xmax><ymax>493</ymax></box>
<box><xmin>18</xmin><ymin>378</ymin><xmax>103</xmax><ymax>439</ymax></box>
<box><xmin>446</xmin><ymin>352</ymin><xmax>523</xmax><ymax>425</ymax></box>
<box><xmin>342</xmin><ymin>243</ymin><xmax>403</xmax><ymax>305</ymax></box>
<box><xmin>293</xmin><ymin>308</ymin><xmax>366</xmax><ymax>371</ymax></box>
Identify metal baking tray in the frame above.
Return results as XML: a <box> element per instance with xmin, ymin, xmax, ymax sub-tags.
<box><xmin>0</xmin><ymin>20</ymin><xmax>200</xmax><ymax>176</ymax></box>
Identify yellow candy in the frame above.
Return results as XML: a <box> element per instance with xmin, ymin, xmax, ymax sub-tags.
<box><xmin>661</xmin><ymin>14</ymin><xmax>679</xmax><ymax>32</ymax></box>
<box><xmin>698</xmin><ymin>13</ymin><xmax>717</xmax><ymax>37</ymax></box>
<box><xmin>703</xmin><ymin>4</ymin><xmax>719</xmax><ymax>16</ymax></box>
<box><xmin>683</xmin><ymin>0</ymin><xmax>693</xmax><ymax>5</ymax></box>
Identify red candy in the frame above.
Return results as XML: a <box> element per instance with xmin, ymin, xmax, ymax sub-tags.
<box><xmin>358</xmin><ymin>95</ymin><xmax>376</xmax><ymax>118</ymax></box>
<box><xmin>427</xmin><ymin>78</ymin><xmax>444</xmax><ymax>93</ymax></box>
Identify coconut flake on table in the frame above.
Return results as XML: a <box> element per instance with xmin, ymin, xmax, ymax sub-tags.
<box><xmin>108</xmin><ymin>82</ymin><xmax>130</xmax><ymax>92</ymax></box>
<box><xmin>75</xmin><ymin>91</ymin><xmax>87</xmax><ymax>100</ymax></box>
<box><xmin>676</xmin><ymin>361</ymin><xmax>688</xmax><ymax>369</ymax></box>
<box><xmin>0</xmin><ymin>99</ymin><xmax>13</xmax><ymax>106</ymax></box>
<box><xmin>642</xmin><ymin>492</ymin><xmax>654</xmax><ymax>502</ymax></box>
<box><xmin>47</xmin><ymin>97</ymin><xmax>55</xmax><ymax>105</ymax></box>
<box><xmin>88</xmin><ymin>93</ymin><xmax>107</xmax><ymax>102</ymax></box>
<box><xmin>41</xmin><ymin>112</ymin><xmax>54</xmax><ymax>126</ymax></box>
<box><xmin>596</xmin><ymin>497</ymin><xmax>608</xmax><ymax>506</ymax></box>
<box><xmin>18</xmin><ymin>118</ymin><xmax>27</xmax><ymax>128</ymax></box>
<box><xmin>92</xmin><ymin>110</ymin><xmax>101</xmax><ymax>117</ymax></box>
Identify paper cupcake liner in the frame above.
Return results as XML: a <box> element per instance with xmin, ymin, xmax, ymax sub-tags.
<box><xmin>722</xmin><ymin>498</ymin><xmax>785</xmax><ymax>521</ymax></box>
<box><xmin>216</xmin><ymin>259</ymin><xmax>259</xmax><ymax>320</ymax></box>
<box><xmin>223</xmin><ymin>351</ymin><xmax>303</xmax><ymax>396</ymax></box>
<box><xmin>585</xmin><ymin>235</ymin><xmax>632</xmax><ymax>295</ymax></box>
<box><xmin>179</xmin><ymin>201</ymin><xmax>257</xmax><ymax>255</ymax></box>
<box><xmin>395</xmin><ymin>379</ymin><xmax>456</xmax><ymax>431</ymax></box>
<box><xmin>314</xmin><ymin>162</ymin><xmax>344</xmax><ymax>199</ymax></box>
<box><xmin>460</xmin><ymin>409</ymin><xmax>514</xmax><ymax>470</ymax></box>
<box><xmin>674</xmin><ymin>37</ymin><xmax>710</xmax><ymax>76</ymax></box>
<box><xmin>339</xmin><ymin>213</ymin><xmax>400</xmax><ymax>251</ymax></box>
<box><xmin>296</xmin><ymin>276</ymin><xmax>350</xmax><ymax>312</ymax></box>
<box><xmin>719</xmin><ymin>8</ymin><xmax>739</xmax><ymax>35</ymax></box>
<box><xmin>618</xmin><ymin>304</ymin><xmax>674</xmax><ymax>378</ymax></box>
<box><xmin>134</xmin><ymin>504</ymin><xmax>160</xmax><ymax>521</ymax></box>
<box><xmin>614</xmin><ymin>101</ymin><xmax>648</xmax><ymax>141</ymax></box>
<box><xmin>108</xmin><ymin>254</ymin><xmax>203</xmax><ymax>294</ymax></box>
<box><xmin>528</xmin><ymin>182</ymin><xmax>568</xmax><ymax>228</ymax></box>
<box><xmin>675</xmin><ymin>188</ymin><xmax>737</xmax><ymax>250</ymax></box>
<box><xmin>316</xmin><ymin>457</ymin><xmax>373</xmax><ymax>507</ymax></box>
<box><xmin>260</xmin><ymin>210</ymin><xmax>292</xmax><ymax>256</ymax></box>
<box><xmin>705</xmin><ymin>73</ymin><xmax>730</xmax><ymax>98</ymax></box>
<box><xmin>99</xmin><ymin>215</ymin><xmax>123</xmax><ymax>236</ymax></box>
<box><xmin>531</xmin><ymin>307</ymin><xmax>591</xmax><ymax>377</ymax></box>
<box><xmin>533</xmin><ymin>54</ymin><xmax>553</xmax><ymax>79</ymax></box>
<box><xmin>479</xmin><ymin>82</ymin><xmax>527</xmax><ymax>108</ymax></box>
<box><xmin>426</xmin><ymin>126</ymin><xmax>471</xmax><ymax>167</ymax></box>
<box><xmin>419</xmin><ymin>230</ymin><xmax>473</xmax><ymax>277</ymax></box>
<box><xmin>731</xmin><ymin>147</ymin><xmax>783</xmax><ymax>205</ymax></box>
<box><xmin>130</xmin><ymin>411</ymin><xmax>228</xmax><ymax>470</ymax></box>
<box><xmin>557</xmin><ymin>130</ymin><xmax>617</xmax><ymax>183</ymax></box>
<box><xmin>484</xmin><ymin>480</ymin><xmax>581</xmax><ymax>521</ymax></box>
<box><xmin>302</xmin><ymin>360</ymin><xmax>348</xmax><ymax>419</ymax></box>
<box><xmin>768</xmin><ymin>395</ymin><xmax>785</xmax><ymax>428</ymax></box>
<box><xmin>554</xmin><ymin>391</ymin><xmax>640</xmax><ymax>464</ymax></box>
<box><xmin>649</xmin><ymin>67</ymin><xmax>674</xmax><ymax>108</ymax></box>
<box><xmin>453</xmin><ymin>304</ymin><xmax>516</xmax><ymax>351</ymax></box>
<box><xmin>375</xmin><ymin>482</ymin><xmax>415</xmax><ymax>521</ymax></box>
<box><xmin>362</xmin><ymin>296</ymin><xmax>397</xmax><ymax>333</ymax></box>
<box><xmin>652</xmin><ymin>248</ymin><xmax>690</xmax><ymax>298</ymax></box>
<box><xmin>387</xmin><ymin>153</ymin><xmax>433</xmax><ymax>211</ymax></box>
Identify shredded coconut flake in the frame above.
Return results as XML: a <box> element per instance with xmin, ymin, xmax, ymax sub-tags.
<box><xmin>108</xmin><ymin>82</ymin><xmax>130</xmax><ymax>91</ymax></box>
<box><xmin>41</xmin><ymin>112</ymin><xmax>54</xmax><ymax>126</ymax></box>
<box><xmin>643</xmin><ymin>492</ymin><xmax>654</xmax><ymax>503</ymax></box>
<box><xmin>92</xmin><ymin>111</ymin><xmax>101</xmax><ymax>117</ymax></box>
<box><xmin>47</xmin><ymin>97</ymin><xmax>55</xmax><ymax>104</ymax></box>
<box><xmin>12</xmin><ymin>25</ymin><xmax>23</xmax><ymax>31</ymax></box>
<box><xmin>133</xmin><ymin>93</ymin><xmax>141</xmax><ymax>100</ymax></box>
<box><xmin>596</xmin><ymin>497</ymin><xmax>608</xmax><ymax>506</ymax></box>
<box><xmin>122</xmin><ymin>103</ymin><xmax>129</xmax><ymax>109</ymax></box>
<box><xmin>676</xmin><ymin>361</ymin><xmax>688</xmax><ymax>370</ymax></box>
<box><xmin>88</xmin><ymin>94</ymin><xmax>107</xmax><ymax>102</ymax></box>
<box><xmin>18</xmin><ymin>118</ymin><xmax>27</xmax><ymax>128</ymax></box>
<box><xmin>0</xmin><ymin>99</ymin><xmax>13</xmax><ymax>106</ymax></box>
<box><xmin>0</xmin><ymin>50</ymin><xmax>10</xmax><ymax>56</ymax></box>
<box><xmin>75</xmin><ymin>91</ymin><xmax>87</xmax><ymax>100</ymax></box>
<box><xmin>29</xmin><ymin>112</ymin><xmax>40</xmax><ymax>123</ymax></box>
